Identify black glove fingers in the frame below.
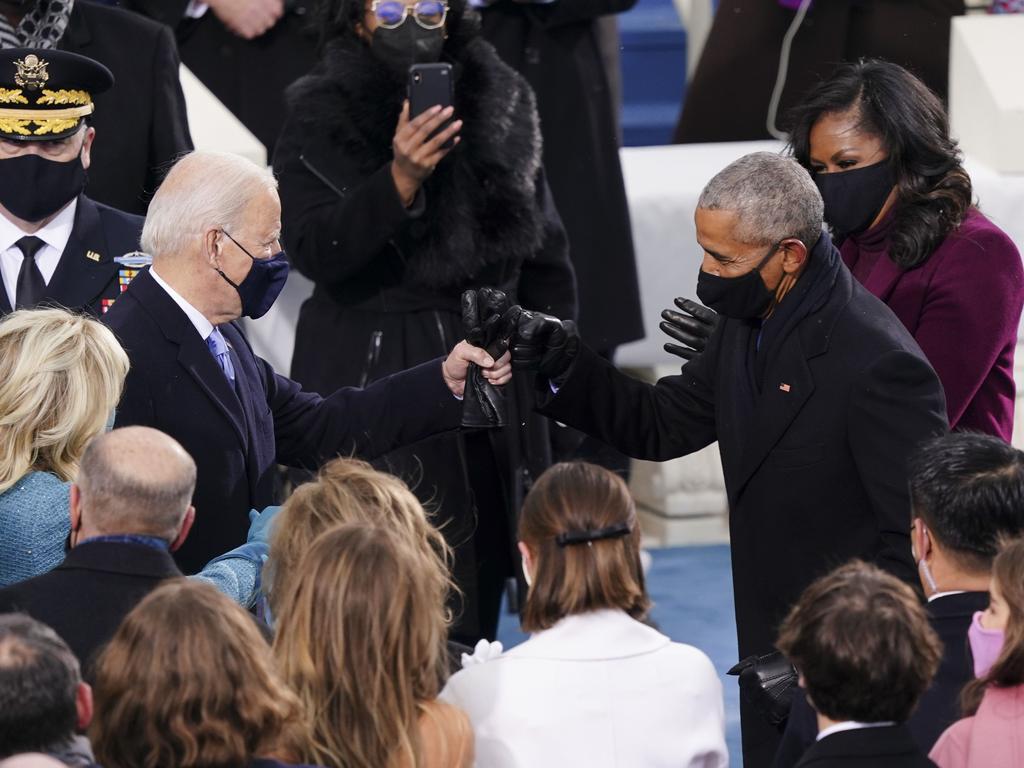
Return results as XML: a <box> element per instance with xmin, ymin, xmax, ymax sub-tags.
<box><xmin>663</xmin><ymin>342</ymin><xmax>696</xmax><ymax>361</ymax></box>
<box><xmin>677</xmin><ymin>297</ymin><xmax>718</xmax><ymax>325</ymax></box>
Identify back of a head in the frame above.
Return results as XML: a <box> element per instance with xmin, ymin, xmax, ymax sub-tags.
<box><xmin>697</xmin><ymin>151</ymin><xmax>824</xmax><ymax>250</ymax></box>
<box><xmin>0</xmin><ymin>309</ymin><xmax>128</xmax><ymax>493</ymax></box>
<box><xmin>76</xmin><ymin>426</ymin><xmax>197</xmax><ymax>540</ymax></box>
<box><xmin>0</xmin><ymin>614</ymin><xmax>80</xmax><ymax>759</ymax></box>
<box><xmin>777</xmin><ymin>561</ymin><xmax>941</xmax><ymax>724</ymax></box>
<box><xmin>0</xmin><ymin>755</ymin><xmax>67</xmax><ymax>768</ymax></box>
<box><xmin>141</xmin><ymin>150</ymin><xmax>277</xmax><ymax>262</ymax></box>
<box><xmin>90</xmin><ymin>580</ymin><xmax>302</xmax><ymax>768</ymax></box>
<box><xmin>909</xmin><ymin>433</ymin><xmax>1024</xmax><ymax>574</ymax></box>
<box><xmin>273</xmin><ymin>524</ymin><xmax>447</xmax><ymax>768</ymax></box>
<box><xmin>269</xmin><ymin>457</ymin><xmax>451</xmax><ymax>614</ymax></box>
<box><xmin>519</xmin><ymin>462</ymin><xmax>649</xmax><ymax>633</ymax></box>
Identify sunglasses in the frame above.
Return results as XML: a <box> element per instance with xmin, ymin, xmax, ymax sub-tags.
<box><xmin>371</xmin><ymin>0</ymin><xmax>448</xmax><ymax>29</ymax></box>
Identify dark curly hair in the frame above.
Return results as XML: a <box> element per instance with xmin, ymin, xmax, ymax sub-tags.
<box><xmin>312</xmin><ymin>0</ymin><xmax>478</xmax><ymax>53</ymax></box>
<box><xmin>788</xmin><ymin>60</ymin><xmax>973</xmax><ymax>268</ymax></box>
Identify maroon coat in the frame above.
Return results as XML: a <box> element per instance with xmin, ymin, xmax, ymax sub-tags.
<box><xmin>841</xmin><ymin>208</ymin><xmax>1023</xmax><ymax>440</ymax></box>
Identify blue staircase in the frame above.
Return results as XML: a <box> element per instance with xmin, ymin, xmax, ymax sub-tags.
<box><xmin>619</xmin><ymin>0</ymin><xmax>689</xmax><ymax>146</ymax></box>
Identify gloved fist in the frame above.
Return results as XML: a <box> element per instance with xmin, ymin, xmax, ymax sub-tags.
<box><xmin>660</xmin><ymin>297</ymin><xmax>719</xmax><ymax>362</ymax></box>
<box><xmin>247</xmin><ymin>505</ymin><xmax>282</xmax><ymax>545</ymax></box>
<box><xmin>512</xmin><ymin>310</ymin><xmax>579</xmax><ymax>381</ymax></box>
<box><xmin>461</xmin><ymin>288</ymin><xmax>520</xmax><ymax>359</ymax></box>
<box><xmin>727</xmin><ymin>650</ymin><xmax>799</xmax><ymax>728</ymax></box>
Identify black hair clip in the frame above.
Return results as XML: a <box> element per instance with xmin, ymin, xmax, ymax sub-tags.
<box><xmin>555</xmin><ymin>522</ymin><xmax>632</xmax><ymax>548</ymax></box>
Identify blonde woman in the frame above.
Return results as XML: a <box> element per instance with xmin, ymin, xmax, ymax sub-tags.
<box><xmin>0</xmin><ymin>308</ymin><xmax>272</xmax><ymax>605</ymax></box>
<box><xmin>0</xmin><ymin>309</ymin><xmax>127</xmax><ymax>586</ymax></box>
<box><xmin>273</xmin><ymin>524</ymin><xmax>473</xmax><ymax>768</ymax></box>
<box><xmin>441</xmin><ymin>462</ymin><xmax>727</xmax><ymax>768</ymax></box>
<box><xmin>90</xmin><ymin>579</ymin><xmax>318</xmax><ymax>768</ymax></box>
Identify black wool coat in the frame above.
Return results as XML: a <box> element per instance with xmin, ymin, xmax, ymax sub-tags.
<box><xmin>0</xmin><ymin>195</ymin><xmax>143</xmax><ymax>317</ymax></box>
<box><xmin>103</xmin><ymin>269</ymin><xmax>464</xmax><ymax>574</ymax></box>
<box><xmin>480</xmin><ymin>0</ymin><xmax>644</xmax><ymax>351</ymax></box>
<box><xmin>794</xmin><ymin>725</ymin><xmax>938</xmax><ymax>768</ymax></box>
<box><xmin>537</xmin><ymin>237</ymin><xmax>947</xmax><ymax>764</ymax></box>
<box><xmin>273</xmin><ymin>27</ymin><xmax>577</xmax><ymax>639</ymax></box>
<box><xmin>61</xmin><ymin>2</ymin><xmax>193</xmax><ymax>214</ymax></box>
<box><xmin>0</xmin><ymin>541</ymin><xmax>183</xmax><ymax>681</ymax></box>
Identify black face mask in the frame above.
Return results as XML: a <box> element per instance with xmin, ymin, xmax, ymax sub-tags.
<box><xmin>0</xmin><ymin>152</ymin><xmax>86</xmax><ymax>222</ymax></box>
<box><xmin>814</xmin><ymin>160</ymin><xmax>896</xmax><ymax>243</ymax></box>
<box><xmin>695</xmin><ymin>244</ymin><xmax>780</xmax><ymax>320</ymax></box>
<box><xmin>215</xmin><ymin>231</ymin><xmax>290</xmax><ymax>319</ymax></box>
<box><xmin>370</xmin><ymin>19</ymin><xmax>444</xmax><ymax>77</ymax></box>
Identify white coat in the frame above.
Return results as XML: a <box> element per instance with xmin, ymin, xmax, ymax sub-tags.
<box><xmin>440</xmin><ymin>609</ymin><xmax>728</xmax><ymax>767</ymax></box>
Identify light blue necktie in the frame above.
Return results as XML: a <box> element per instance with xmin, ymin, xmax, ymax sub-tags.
<box><xmin>206</xmin><ymin>327</ymin><xmax>235</xmax><ymax>383</ymax></box>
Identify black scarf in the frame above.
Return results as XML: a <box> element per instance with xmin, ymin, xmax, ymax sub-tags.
<box><xmin>286</xmin><ymin>28</ymin><xmax>545</xmax><ymax>289</ymax></box>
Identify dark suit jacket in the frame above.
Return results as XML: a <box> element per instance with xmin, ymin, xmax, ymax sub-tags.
<box><xmin>775</xmin><ymin>591</ymin><xmax>988</xmax><ymax>767</ymax></box>
<box><xmin>0</xmin><ymin>540</ymin><xmax>182</xmax><ymax>680</ymax></box>
<box><xmin>795</xmin><ymin>725</ymin><xmax>937</xmax><ymax>768</ymax></box>
<box><xmin>0</xmin><ymin>196</ymin><xmax>143</xmax><ymax>317</ymax></box>
<box><xmin>62</xmin><ymin>1</ymin><xmax>193</xmax><ymax>214</ymax></box>
<box><xmin>103</xmin><ymin>269</ymin><xmax>463</xmax><ymax>573</ymax></box>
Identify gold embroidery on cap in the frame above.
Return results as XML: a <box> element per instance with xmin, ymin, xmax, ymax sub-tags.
<box><xmin>37</xmin><ymin>89</ymin><xmax>91</xmax><ymax>107</ymax></box>
<box><xmin>0</xmin><ymin>88</ymin><xmax>27</xmax><ymax>105</ymax></box>
<box><xmin>0</xmin><ymin>117</ymin><xmax>31</xmax><ymax>135</ymax></box>
<box><xmin>14</xmin><ymin>54</ymin><xmax>48</xmax><ymax>91</ymax></box>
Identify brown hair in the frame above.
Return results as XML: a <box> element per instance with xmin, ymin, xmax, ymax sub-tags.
<box><xmin>777</xmin><ymin>561</ymin><xmax>941</xmax><ymax>723</ymax></box>
<box><xmin>273</xmin><ymin>524</ymin><xmax>453</xmax><ymax>768</ymax></box>
<box><xmin>90</xmin><ymin>580</ymin><xmax>305</xmax><ymax>768</ymax></box>
<box><xmin>268</xmin><ymin>457</ymin><xmax>453</xmax><ymax>616</ymax></box>
<box><xmin>961</xmin><ymin>537</ymin><xmax>1024</xmax><ymax>715</ymax></box>
<box><xmin>519</xmin><ymin>462</ymin><xmax>649</xmax><ymax>633</ymax></box>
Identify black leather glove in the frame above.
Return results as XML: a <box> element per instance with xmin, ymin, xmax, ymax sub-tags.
<box><xmin>460</xmin><ymin>288</ymin><xmax>520</xmax><ymax>429</ymax></box>
<box><xmin>660</xmin><ymin>297</ymin><xmax>719</xmax><ymax>362</ymax></box>
<box><xmin>512</xmin><ymin>309</ymin><xmax>580</xmax><ymax>383</ymax></box>
<box><xmin>727</xmin><ymin>651</ymin><xmax>799</xmax><ymax>729</ymax></box>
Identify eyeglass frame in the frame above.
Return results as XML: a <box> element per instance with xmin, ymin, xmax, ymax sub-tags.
<box><xmin>370</xmin><ymin>0</ymin><xmax>449</xmax><ymax>30</ymax></box>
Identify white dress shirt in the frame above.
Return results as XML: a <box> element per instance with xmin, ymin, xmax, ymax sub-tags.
<box><xmin>149</xmin><ymin>267</ymin><xmax>214</xmax><ymax>341</ymax></box>
<box><xmin>0</xmin><ymin>200</ymin><xmax>77</xmax><ymax>309</ymax></box>
<box><xmin>816</xmin><ymin>720</ymin><xmax>897</xmax><ymax>742</ymax></box>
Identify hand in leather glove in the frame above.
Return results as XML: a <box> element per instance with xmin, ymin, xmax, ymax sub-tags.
<box><xmin>727</xmin><ymin>650</ymin><xmax>799</xmax><ymax>729</ymax></box>
<box><xmin>460</xmin><ymin>288</ymin><xmax>521</xmax><ymax>428</ymax></box>
<box><xmin>512</xmin><ymin>309</ymin><xmax>580</xmax><ymax>383</ymax></box>
<box><xmin>660</xmin><ymin>297</ymin><xmax>719</xmax><ymax>362</ymax></box>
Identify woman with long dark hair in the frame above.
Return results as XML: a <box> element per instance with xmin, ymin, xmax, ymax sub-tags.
<box><xmin>788</xmin><ymin>59</ymin><xmax>1024</xmax><ymax>439</ymax></box>
<box><xmin>272</xmin><ymin>0</ymin><xmax>577</xmax><ymax>644</ymax></box>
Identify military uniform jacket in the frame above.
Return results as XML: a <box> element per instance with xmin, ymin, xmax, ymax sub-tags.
<box><xmin>0</xmin><ymin>195</ymin><xmax>144</xmax><ymax>317</ymax></box>
<box><xmin>103</xmin><ymin>269</ymin><xmax>464</xmax><ymax>574</ymax></box>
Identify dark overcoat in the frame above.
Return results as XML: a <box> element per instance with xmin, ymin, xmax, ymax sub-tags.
<box><xmin>273</xmin><ymin>24</ymin><xmax>577</xmax><ymax>640</ymax></box>
<box><xmin>0</xmin><ymin>195</ymin><xmax>143</xmax><ymax>317</ymax></box>
<box><xmin>536</xmin><ymin>237</ymin><xmax>948</xmax><ymax>765</ymax></box>
<box><xmin>480</xmin><ymin>0</ymin><xmax>643</xmax><ymax>351</ymax></box>
<box><xmin>103</xmin><ymin>269</ymin><xmax>464</xmax><ymax>574</ymax></box>
<box><xmin>60</xmin><ymin>2</ymin><xmax>193</xmax><ymax>214</ymax></box>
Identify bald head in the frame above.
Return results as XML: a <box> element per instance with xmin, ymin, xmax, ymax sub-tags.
<box><xmin>76</xmin><ymin>427</ymin><xmax>197</xmax><ymax>539</ymax></box>
<box><xmin>0</xmin><ymin>755</ymin><xmax>67</xmax><ymax>768</ymax></box>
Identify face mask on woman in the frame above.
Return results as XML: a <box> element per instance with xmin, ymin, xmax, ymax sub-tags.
<box><xmin>814</xmin><ymin>160</ymin><xmax>895</xmax><ymax>242</ymax></box>
<box><xmin>968</xmin><ymin>610</ymin><xmax>1005</xmax><ymax>679</ymax></box>
<box><xmin>371</xmin><ymin>20</ymin><xmax>444</xmax><ymax>77</ymax></box>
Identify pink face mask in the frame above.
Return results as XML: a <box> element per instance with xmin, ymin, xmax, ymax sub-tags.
<box><xmin>968</xmin><ymin>610</ymin><xmax>1005</xmax><ymax>679</ymax></box>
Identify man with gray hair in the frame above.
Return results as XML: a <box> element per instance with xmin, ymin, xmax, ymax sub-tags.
<box><xmin>0</xmin><ymin>427</ymin><xmax>198</xmax><ymax>679</ymax></box>
<box><xmin>469</xmin><ymin>151</ymin><xmax>948</xmax><ymax>765</ymax></box>
<box><xmin>102</xmin><ymin>150</ymin><xmax>511</xmax><ymax>574</ymax></box>
<box><xmin>0</xmin><ymin>615</ymin><xmax>95</xmax><ymax>767</ymax></box>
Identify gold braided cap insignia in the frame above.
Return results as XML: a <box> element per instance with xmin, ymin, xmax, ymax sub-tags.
<box><xmin>0</xmin><ymin>88</ymin><xmax>27</xmax><ymax>105</ymax></box>
<box><xmin>37</xmin><ymin>89</ymin><xmax>92</xmax><ymax>107</ymax></box>
<box><xmin>0</xmin><ymin>117</ymin><xmax>31</xmax><ymax>135</ymax></box>
<box><xmin>0</xmin><ymin>104</ymin><xmax>94</xmax><ymax>136</ymax></box>
<box><xmin>13</xmin><ymin>54</ymin><xmax>48</xmax><ymax>91</ymax></box>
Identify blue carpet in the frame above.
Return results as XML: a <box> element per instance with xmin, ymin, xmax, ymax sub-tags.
<box><xmin>497</xmin><ymin>544</ymin><xmax>742</xmax><ymax>764</ymax></box>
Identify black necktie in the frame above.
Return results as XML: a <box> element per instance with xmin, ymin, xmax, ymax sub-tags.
<box><xmin>15</xmin><ymin>236</ymin><xmax>46</xmax><ymax>309</ymax></box>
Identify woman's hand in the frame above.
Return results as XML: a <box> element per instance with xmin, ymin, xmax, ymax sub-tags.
<box><xmin>391</xmin><ymin>101</ymin><xmax>463</xmax><ymax>207</ymax></box>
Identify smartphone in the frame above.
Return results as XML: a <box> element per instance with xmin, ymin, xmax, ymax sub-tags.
<box><xmin>408</xmin><ymin>62</ymin><xmax>454</xmax><ymax>149</ymax></box>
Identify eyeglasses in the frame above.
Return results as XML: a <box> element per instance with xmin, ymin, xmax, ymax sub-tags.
<box><xmin>371</xmin><ymin>0</ymin><xmax>448</xmax><ymax>29</ymax></box>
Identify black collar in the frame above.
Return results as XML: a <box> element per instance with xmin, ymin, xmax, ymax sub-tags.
<box><xmin>59</xmin><ymin>540</ymin><xmax>183</xmax><ymax>579</ymax></box>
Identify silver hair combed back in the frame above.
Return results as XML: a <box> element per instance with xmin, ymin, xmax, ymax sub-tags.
<box><xmin>698</xmin><ymin>151</ymin><xmax>824</xmax><ymax>248</ymax></box>
<box><xmin>141</xmin><ymin>151</ymin><xmax>278</xmax><ymax>259</ymax></box>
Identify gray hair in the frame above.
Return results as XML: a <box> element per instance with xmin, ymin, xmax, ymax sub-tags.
<box><xmin>0</xmin><ymin>614</ymin><xmax>80</xmax><ymax>758</ymax></box>
<box><xmin>77</xmin><ymin>426</ymin><xmax>197</xmax><ymax>540</ymax></box>
<box><xmin>141</xmin><ymin>151</ymin><xmax>278</xmax><ymax>260</ymax></box>
<box><xmin>698</xmin><ymin>151</ymin><xmax>824</xmax><ymax>249</ymax></box>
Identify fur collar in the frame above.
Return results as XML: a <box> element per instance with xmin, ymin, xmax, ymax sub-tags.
<box><xmin>288</xmin><ymin>32</ymin><xmax>544</xmax><ymax>288</ymax></box>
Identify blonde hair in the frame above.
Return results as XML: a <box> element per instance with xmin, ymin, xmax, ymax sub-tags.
<box><xmin>0</xmin><ymin>309</ymin><xmax>128</xmax><ymax>493</ymax></box>
<box><xmin>273</xmin><ymin>524</ymin><xmax>451</xmax><ymax>768</ymax></box>
<box><xmin>519</xmin><ymin>462</ymin><xmax>650</xmax><ymax>632</ymax></box>
<box><xmin>90</xmin><ymin>580</ymin><xmax>306</xmax><ymax>768</ymax></box>
<box><xmin>268</xmin><ymin>457</ymin><xmax>453</xmax><ymax>615</ymax></box>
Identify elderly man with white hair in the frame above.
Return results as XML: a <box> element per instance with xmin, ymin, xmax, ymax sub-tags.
<box><xmin>469</xmin><ymin>152</ymin><xmax>950</xmax><ymax>767</ymax></box>
<box><xmin>103</xmin><ymin>150</ymin><xmax>510</xmax><ymax>574</ymax></box>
